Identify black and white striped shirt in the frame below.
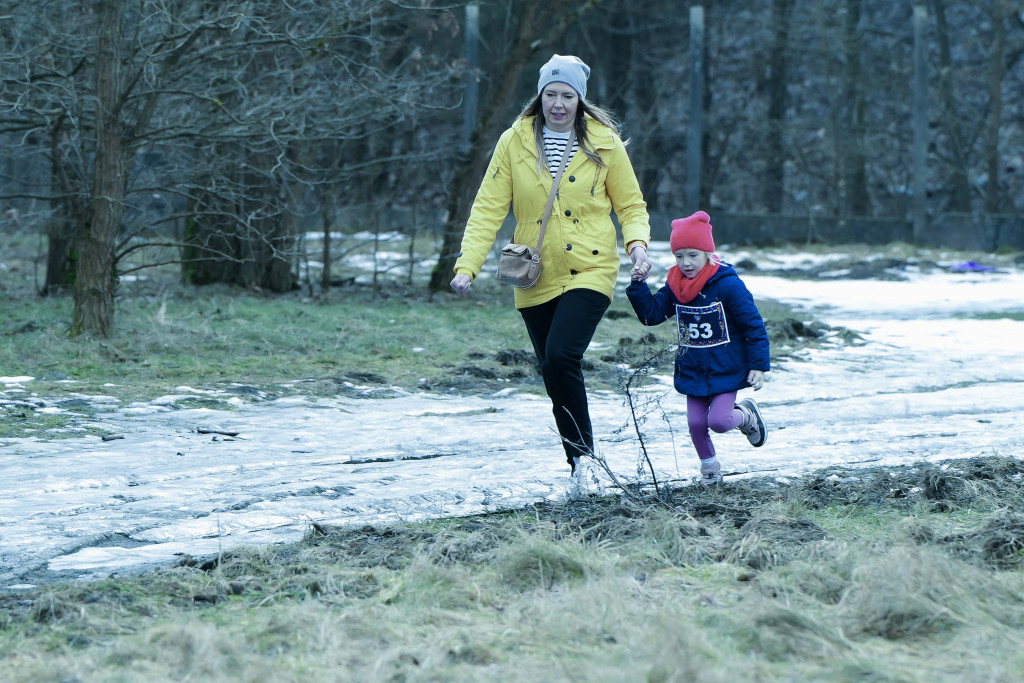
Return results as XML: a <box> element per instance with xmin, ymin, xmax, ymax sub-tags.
<box><xmin>542</xmin><ymin>127</ymin><xmax>579</xmax><ymax>177</ymax></box>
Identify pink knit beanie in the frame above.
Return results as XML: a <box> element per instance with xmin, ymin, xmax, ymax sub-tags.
<box><xmin>670</xmin><ymin>211</ymin><xmax>715</xmax><ymax>253</ymax></box>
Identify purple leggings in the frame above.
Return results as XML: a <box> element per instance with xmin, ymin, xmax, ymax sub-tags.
<box><xmin>687</xmin><ymin>392</ymin><xmax>742</xmax><ymax>460</ymax></box>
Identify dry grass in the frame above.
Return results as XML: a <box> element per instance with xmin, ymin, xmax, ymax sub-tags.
<box><xmin>2</xmin><ymin>456</ymin><xmax>1023</xmax><ymax>681</ymax></box>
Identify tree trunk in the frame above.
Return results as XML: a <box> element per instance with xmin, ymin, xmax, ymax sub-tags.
<box><xmin>183</xmin><ymin>145</ymin><xmax>297</xmax><ymax>292</ymax></box>
<box><xmin>264</xmin><ymin>181</ymin><xmax>300</xmax><ymax>293</ymax></box>
<box><xmin>839</xmin><ymin>0</ymin><xmax>870</xmax><ymax>217</ymax></box>
<box><xmin>762</xmin><ymin>0</ymin><xmax>794</xmax><ymax>214</ymax></box>
<box><xmin>42</xmin><ymin>210</ymin><xmax>77</xmax><ymax>295</ymax></box>
<box><xmin>930</xmin><ymin>0</ymin><xmax>973</xmax><ymax>213</ymax></box>
<box><xmin>319</xmin><ymin>193</ymin><xmax>333</xmax><ymax>293</ymax></box>
<box><xmin>44</xmin><ymin>118</ymin><xmax>80</xmax><ymax>295</ymax></box>
<box><xmin>428</xmin><ymin>0</ymin><xmax>600</xmax><ymax>293</ymax></box>
<box><xmin>984</xmin><ymin>0</ymin><xmax>1006</xmax><ymax>214</ymax></box>
<box><xmin>183</xmin><ymin>201</ymin><xmax>238</xmax><ymax>286</ymax></box>
<box><xmin>70</xmin><ymin>0</ymin><xmax>127</xmax><ymax>337</ymax></box>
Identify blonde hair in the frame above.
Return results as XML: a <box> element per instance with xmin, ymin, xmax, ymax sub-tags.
<box><xmin>518</xmin><ymin>94</ymin><xmax>621</xmax><ymax>176</ymax></box>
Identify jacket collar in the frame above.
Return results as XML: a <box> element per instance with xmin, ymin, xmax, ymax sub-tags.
<box><xmin>706</xmin><ymin>262</ymin><xmax>735</xmax><ymax>285</ymax></box>
<box><xmin>511</xmin><ymin>115</ymin><xmax>617</xmax><ymax>157</ymax></box>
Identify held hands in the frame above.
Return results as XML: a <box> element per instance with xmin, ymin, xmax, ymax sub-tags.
<box><xmin>450</xmin><ymin>273</ymin><xmax>472</xmax><ymax>295</ymax></box>
<box><xmin>748</xmin><ymin>370</ymin><xmax>765</xmax><ymax>391</ymax></box>
<box><xmin>629</xmin><ymin>244</ymin><xmax>653</xmax><ymax>281</ymax></box>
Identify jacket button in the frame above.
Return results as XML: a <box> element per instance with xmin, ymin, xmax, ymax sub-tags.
<box><xmin>592</xmin><ymin>249</ymin><xmax>599</xmax><ymax>255</ymax></box>
<box><xmin>569</xmin><ymin>176</ymin><xmax>576</xmax><ymax>182</ymax></box>
<box><xmin>566</xmin><ymin>244</ymin><xmax>572</xmax><ymax>251</ymax></box>
<box><xmin>564</xmin><ymin>210</ymin><xmax>571</xmax><ymax>217</ymax></box>
<box><xmin>570</xmin><ymin>269</ymin><xmax>578</xmax><ymax>275</ymax></box>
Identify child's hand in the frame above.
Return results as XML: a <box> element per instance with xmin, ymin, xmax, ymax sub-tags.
<box><xmin>747</xmin><ymin>370</ymin><xmax>765</xmax><ymax>391</ymax></box>
<box><xmin>629</xmin><ymin>244</ymin><xmax>653</xmax><ymax>281</ymax></box>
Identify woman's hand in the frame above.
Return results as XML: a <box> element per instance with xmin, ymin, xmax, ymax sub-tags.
<box><xmin>450</xmin><ymin>273</ymin><xmax>472</xmax><ymax>295</ymax></box>
<box><xmin>747</xmin><ymin>370</ymin><xmax>765</xmax><ymax>391</ymax></box>
<box><xmin>629</xmin><ymin>244</ymin><xmax>653</xmax><ymax>281</ymax></box>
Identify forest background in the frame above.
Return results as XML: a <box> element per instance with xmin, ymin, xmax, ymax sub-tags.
<box><xmin>1</xmin><ymin>0</ymin><xmax>1022</xmax><ymax>337</ymax></box>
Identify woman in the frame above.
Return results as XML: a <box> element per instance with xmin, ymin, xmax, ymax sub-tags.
<box><xmin>450</xmin><ymin>54</ymin><xmax>653</xmax><ymax>475</ymax></box>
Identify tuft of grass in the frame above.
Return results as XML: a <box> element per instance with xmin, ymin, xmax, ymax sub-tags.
<box><xmin>493</xmin><ymin>531</ymin><xmax>591</xmax><ymax>591</ymax></box>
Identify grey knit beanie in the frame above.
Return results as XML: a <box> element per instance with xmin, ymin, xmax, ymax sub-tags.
<box><xmin>537</xmin><ymin>54</ymin><xmax>590</xmax><ymax>100</ymax></box>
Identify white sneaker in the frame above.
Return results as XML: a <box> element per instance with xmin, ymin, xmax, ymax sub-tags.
<box><xmin>699</xmin><ymin>459</ymin><xmax>722</xmax><ymax>487</ymax></box>
<box><xmin>700</xmin><ymin>471</ymin><xmax>723</xmax><ymax>486</ymax></box>
<box><xmin>737</xmin><ymin>399</ymin><xmax>767</xmax><ymax>447</ymax></box>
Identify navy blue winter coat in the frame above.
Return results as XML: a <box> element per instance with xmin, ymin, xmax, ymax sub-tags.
<box><xmin>625</xmin><ymin>263</ymin><xmax>770</xmax><ymax>397</ymax></box>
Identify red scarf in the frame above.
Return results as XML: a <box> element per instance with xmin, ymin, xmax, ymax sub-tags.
<box><xmin>667</xmin><ymin>260</ymin><xmax>719</xmax><ymax>304</ymax></box>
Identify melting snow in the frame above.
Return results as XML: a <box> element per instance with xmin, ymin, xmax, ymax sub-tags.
<box><xmin>2</xmin><ymin>248</ymin><xmax>1023</xmax><ymax>586</ymax></box>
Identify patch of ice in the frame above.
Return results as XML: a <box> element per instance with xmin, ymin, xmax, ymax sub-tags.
<box><xmin>122</xmin><ymin>405</ymin><xmax>171</xmax><ymax>415</ymax></box>
<box><xmin>48</xmin><ymin>540</ymin><xmax>226</xmax><ymax>571</ymax></box>
<box><xmin>349</xmin><ymin>230</ymin><xmax>405</xmax><ymax>242</ymax></box>
<box><xmin>173</xmin><ymin>386</ymin><xmax>219</xmax><ymax>395</ymax></box>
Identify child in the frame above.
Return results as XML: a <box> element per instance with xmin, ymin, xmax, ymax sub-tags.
<box><xmin>626</xmin><ymin>210</ymin><xmax>769</xmax><ymax>486</ymax></box>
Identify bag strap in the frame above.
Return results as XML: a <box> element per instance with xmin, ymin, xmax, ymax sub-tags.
<box><xmin>533</xmin><ymin>128</ymin><xmax>576</xmax><ymax>254</ymax></box>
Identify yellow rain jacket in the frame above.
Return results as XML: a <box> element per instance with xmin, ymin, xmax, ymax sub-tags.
<box><xmin>454</xmin><ymin>115</ymin><xmax>650</xmax><ymax>309</ymax></box>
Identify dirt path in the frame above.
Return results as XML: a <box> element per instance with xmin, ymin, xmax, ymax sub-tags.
<box><xmin>3</xmin><ymin>262</ymin><xmax>1023</xmax><ymax>588</ymax></box>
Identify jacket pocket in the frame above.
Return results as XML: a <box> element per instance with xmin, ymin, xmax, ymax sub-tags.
<box><xmin>563</xmin><ymin>215</ymin><xmax>617</xmax><ymax>270</ymax></box>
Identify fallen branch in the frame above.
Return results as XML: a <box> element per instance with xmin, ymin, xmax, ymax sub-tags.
<box><xmin>197</xmin><ymin>428</ymin><xmax>240</xmax><ymax>437</ymax></box>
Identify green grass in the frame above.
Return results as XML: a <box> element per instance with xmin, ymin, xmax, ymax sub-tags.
<box><xmin>2</xmin><ymin>274</ymin><xmax>680</xmax><ymax>399</ymax></box>
<box><xmin>0</xmin><ymin>409</ymin><xmax>77</xmax><ymax>440</ymax></box>
<box><xmin>970</xmin><ymin>311</ymin><xmax>1024</xmax><ymax>321</ymax></box>
<box><xmin>3</xmin><ymin>278</ymin><xmax>820</xmax><ymax>442</ymax></box>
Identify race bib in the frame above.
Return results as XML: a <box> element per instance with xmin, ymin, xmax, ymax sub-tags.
<box><xmin>675</xmin><ymin>301</ymin><xmax>730</xmax><ymax>348</ymax></box>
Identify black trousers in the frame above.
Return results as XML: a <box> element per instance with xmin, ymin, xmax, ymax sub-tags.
<box><xmin>519</xmin><ymin>288</ymin><xmax>610</xmax><ymax>465</ymax></box>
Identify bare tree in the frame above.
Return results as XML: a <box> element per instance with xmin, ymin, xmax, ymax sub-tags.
<box><xmin>761</xmin><ymin>0</ymin><xmax>795</xmax><ymax>214</ymax></box>
<box><xmin>0</xmin><ymin>0</ymin><xmax>460</xmax><ymax>335</ymax></box>
<box><xmin>838</xmin><ymin>0</ymin><xmax>870</xmax><ymax>216</ymax></box>
<box><xmin>984</xmin><ymin>0</ymin><xmax>1007</xmax><ymax>214</ymax></box>
<box><xmin>930</xmin><ymin>0</ymin><xmax>974</xmax><ymax>213</ymax></box>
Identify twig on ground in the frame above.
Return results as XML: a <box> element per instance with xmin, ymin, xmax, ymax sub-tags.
<box><xmin>197</xmin><ymin>428</ymin><xmax>240</xmax><ymax>437</ymax></box>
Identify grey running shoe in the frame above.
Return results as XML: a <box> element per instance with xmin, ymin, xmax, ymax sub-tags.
<box><xmin>738</xmin><ymin>398</ymin><xmax>767</xmax><ymax>447</ymax></box>
<box><xmin>700</xmin><ymin>470</ymin><xmax>723</xmax><ymax>486</ymax></box>
<box><xmin>700</xmin><ymin>459</ymin><xmax>722</xmax><ymax>487</ymax></box>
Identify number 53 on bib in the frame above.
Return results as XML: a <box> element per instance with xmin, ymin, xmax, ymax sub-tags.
<box><xmin>675</xmin><ymin>301</ymin><xmax>730</xmax><ymax>348</ymax></box>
